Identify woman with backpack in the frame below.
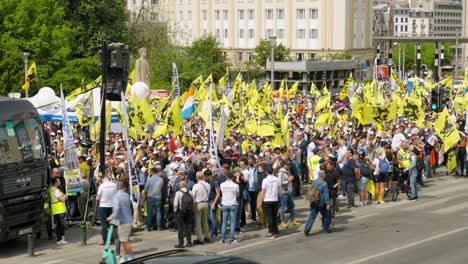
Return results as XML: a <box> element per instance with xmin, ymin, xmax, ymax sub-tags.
<box><xmin>373</xmin><ymin>149</ymin><xmax>389</xmax><ymax>204</ymax></box>
<box><xmin>357</xmin><ymin>150</ymin><xmax>373</xmax><ymax>206</ymax></box>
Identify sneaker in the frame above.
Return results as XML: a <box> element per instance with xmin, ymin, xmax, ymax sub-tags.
<box><xmin>57</xmin><ymin>240</ymin><xmax>69</xmax><ymax>245</ymax></box>
<box><xmin>338</xmin><ymin>195</ymin><xmax>346</xmax><ymax>200</ymax></box>
<box><xmin>303</xmin><ymin>230</ymin><xmax>310</xmax><ymax>237</ymax></box>
<box><xmin>193</xmin><ymin>239</ymin><xmax>204</xmax><ymax>245</ymax></box>
<box><xmin>380</xmin><ymin>200</ymin><xmax>386</xmax><ymax>204</ymax></box>
<box><xmin>203</xmin><ymin>238</ymin><xmax>211</xmax><ymax>243</ymax></box>
<box><xmin>279</xmin><ymin>221</ymin><xmax>289</xmax><ymax>228</ymax></box>
<box><xmin>220</xmin><ymin>240</ymin><xmax>225</xmax><ymax>244</ymax></box>
<box><xmin>229</xmin><ymin>239</ymin><xmax>239</xmax><ymax>245</ymax></box>
<box><xmin>290</xmin><ymin>220</ymin><xmax>301</xmax><ymax>227</ymax></box>
<box><xmin>174</xmin><ymin>244</ymin><xmax>184</xmax><ymax>248</ymax></box>
<box><xmin>264</xmin><ymin>232</ymin><xmax>273</xmax><ymax>238</ymax></box>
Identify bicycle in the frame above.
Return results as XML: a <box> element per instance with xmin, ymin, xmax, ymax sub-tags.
<box><xmin>391</xmin><ymin>168</ymin><xmax>412</xmax><ymax>201</ymax></box>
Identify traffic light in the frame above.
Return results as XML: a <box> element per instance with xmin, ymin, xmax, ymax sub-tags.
<box><xmin>430</xmin><ymin>88</ymin><xmax>440</xmax><ymax>112</ymax></box>
<box><xmin>99</xmin><ymin>43</ymin><xmax>130</xmax><ymax>101</ymax></box>
<box><xmin>439</xmin><ymin>87</ymin><xmax>448</xmax><ymax>111</ymax></box>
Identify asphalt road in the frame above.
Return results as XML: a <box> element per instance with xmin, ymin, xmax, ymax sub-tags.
<box><xmin>1</xmin><ymin>174</ymin><xmax>468</xmax><ymax>264</ymax></box>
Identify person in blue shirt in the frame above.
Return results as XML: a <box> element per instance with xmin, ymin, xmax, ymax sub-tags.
<box><xmin>304</xmin><ymin>170</ymin><xmax>331</xmax><ymax>236</ymax></box>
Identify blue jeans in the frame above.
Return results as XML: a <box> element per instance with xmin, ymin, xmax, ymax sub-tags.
<box><xmin>409</xmin><ymin>170</ymin><xmax>418</xmax><ymax>199</ymax></box>
<box><xmin>146</xmin><ymin>197</ymin><xmax>162</xmax><ymax>230</ymax></box>
<box><xmin>304</xmin><ymin>205</ymin><xmax>330</xmax><ymax>233</ymax></box>
<box><xmin>208</xmin><ymin>200</ymin><xmax>218</xmax><ymax>236</ymax></box>
<box><xmin>235</xmin><ymin>199</ymin><xmax>244</xmax><ymax>230</ymax></box>
<box><xmin>54</xmin><ymin>213</ymin><xmax>66</xmax><ymax>241</ymax></box>
<box><xmin>279</xmin><ymin>193</ymin><xmax>295</xmax><ymax>222</ymax></box>
<box><xmin>221</xmin><ymin>205</ymin><xmax>237</xmax><ymax>241</ymax></box>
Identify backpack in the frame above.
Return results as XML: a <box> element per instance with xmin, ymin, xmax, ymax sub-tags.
<box><xmin>379</xmin><ymin>158</ymin><xmax>389</xmax><ymax>174</ymax></box>
<box><xmin>180</xmin><ymin>190</ymin><xmax>194</xmax><ymax>213</ymax></box>
<box><xmin>305</xmin><ymin>182</ymin><xmax>321</xmax><ymax>207</ymax></box>
<box><xmin>360</xmin><ymin>160</ymin><xmax>373</xmax><ymax>177</ymax></box>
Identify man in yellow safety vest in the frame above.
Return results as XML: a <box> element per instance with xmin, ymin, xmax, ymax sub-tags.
<box><xmin>49</xmin><ymin>177</ymin><xmax>68</xmax><ymax>245</ymax></box>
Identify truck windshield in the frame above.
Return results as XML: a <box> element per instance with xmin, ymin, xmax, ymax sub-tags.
<box><xmin>0</xmin><ymin>118</ymin><xmax>46</xmax><ymax>165</ymax></box>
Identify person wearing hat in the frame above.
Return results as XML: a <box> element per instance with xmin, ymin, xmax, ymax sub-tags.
<box><xmin>107</xmin><ymin>180</ymin><xmax>134</xmax><ymax>262</ymax></box>
<box><xmin>96</xmin><ymin>176</ymin><xmax>117</xmax><ymax>245</ymax></box>
<box><xmin>278</xmin><ymin>160</ymin><xmax>300</xmax><ymax>228</ymax></box>
<box><xmin>144</xmin><ymin>167</ymin><xmax>165</xmax><ymax>231</ymax></box>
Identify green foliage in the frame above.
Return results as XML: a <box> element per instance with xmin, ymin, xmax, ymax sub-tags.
<box><xmin>393</xmin><ymin>43</ymin><xmax>454</xmax><ymax>70</ymax></box>
<box><xmin>253</xmin><ymin>39</ymin><xmax>290</xmax><ymax>67</ymax></box>
<box><xmin>41</xmin><ymin>57</ymin><xmax>101</xmax><ymax>95</ymax></box>
<box><xmin>324</xmin><ymin>51</ymin><xmax>353</xmax><ymax>60</ymax></box>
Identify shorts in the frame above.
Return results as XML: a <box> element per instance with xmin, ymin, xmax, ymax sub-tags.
<box><xmin>117</xmin><ymin>224</ymin><xmax>132</xmax><ymax>242</ymax></box>
<box><xmin>375</xmin><ymin>172</ymin><xmax>388</xmax><ymax>183</ymax></box>
<box><xmin>357</xmin><ymin>176</ymin><xmax>369</xmax><ymax>191</ymax></box>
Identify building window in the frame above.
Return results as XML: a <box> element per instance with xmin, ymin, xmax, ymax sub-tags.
<box><xmin>297</xmin><ymin>29</ymin><xmax>305</xmax><ymax>39</ymax></box>
<box><xmin>223</xmin><ymin>10</ymin><xmax>228</xmax><ymax>20</ymax></box>
<box><xmin>239</xmin><ymin>29</ymin><xmax>244</xmax><ymax>38</ymax></box>
<box><xmin>395</xmin><ymin>17</ymin><xmax>398</xmax><ymax>23</ymax></box>
<box><xmin>203</xmin><ymin>29</ymin><xmax>207</xmax><ymax>36</ymax></box>
<box><xmin>224</xmin><ymin>29</ymin><xmax>228</xmax><ymax>38</ymax></box>
<box><xmin>405</xmin><ymin>25</ymin><xmax>408</xmax><ymax>31</ymax></box>
<box><xmin>277</xmin><ymin>9</ymin><xmax>284</xmax><ymax>19</ymax></box>
<box><xmin>309</xmin><ymin>28</ymin><xmax>318</xmax><ymax>39</ymax></box>
<box><xmin>216</xmin><ymin>29</ymin><xmax>220</xmax><ymax>38</ymax></box>
<box><xmin>202</xmin><ymin>10</ymin><xmax>207</xmax><ymax>20</ymax></box>
<box><xmin>296</xmin><ymin>53</ymin><xmax>304</xmax><ymax>61</ymax></box>
<box><xmin>237</xmin><ymin>52</ymin><xmax>243</xmax><ymax>61</ymax></box>
<box><xmin>248</xmin><ymin>9</ymin><xmax>255</xmax><ymax>20</ymax></box>
<box><xmin>297</xmin><ymin>9</ymin><xmax>305</xmax><ymax>19</ymax></box>
<box><xmin>266</xmin><ymin>9</ymin><xmax>273</xmax><ymax>19</ymax></box>
<box><xmin>278</xmin><ymin>29</ymin><xmax>284</xmax><ymax>39</ymax></box>
<box><xmin>249</xmin><ymin>29</ymin><xmax>254</xmax><ymax>38</ymax></box>
<box><xmin>309</xmin><ymin>8</ymin><xmax>318</xmax><ymax>19</ymax></box>
<box><xmin>239</xmin><ymin>9</ymin><xmax>245</xmax><ymax>20</ymax></box>
<box><xmin>267</xmin><ymin>28</ymin><xmax>273</xmax><ymax>37</ymax></box>
<box><xmin>400</xmin><ymin>25</ymin><xmax>404</xmax><ymax>31</ymax></box>
<box><xmin>151</xmin><ymin>12</ymin><xmax>159</xmax><ymax>21</ymax></box>
<box><xmin>133</xmin><ymin>0</ymin><xmax>136</xmax><ymax>4</ymax></box>
<box><xmin>188</xmin><ymin>11</ymin><xmax>191</xmax><ymax>20</ymax></box>
<box><xmin>152</xmin><ymin>0</ymin><xmax>158</xmax><ymax>4</ymax></box>
<box><xmin>248</xmin><ymin>52</ymin><xmax>254</xmax><ymax>62</ymax></box>
<box><xmin>395</xmin><ymin>25</ymin><xmax>398</xmax><ymax>32</ymax></box>
<box><xmin>405</xmin><ymin>17</ymin><xmax>408</xmax><ymax>23</ymax></box>
<box><xmin>215</xmin><ymin>10</ymin><xmax>220</xmax><ymax>20</ymax></box>
<box><xmin>179</xmin><ymin>11</ymin><xmax>183</xmax><ymax>20</ymax></box>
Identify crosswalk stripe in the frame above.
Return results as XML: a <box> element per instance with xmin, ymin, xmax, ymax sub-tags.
<box><xmin>431</xmin><ymin>202</ymin><xmax>468</xmax><ymax>214</ymax></box>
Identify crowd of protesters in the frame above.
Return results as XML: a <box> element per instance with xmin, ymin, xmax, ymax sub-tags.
<box><xmin>43</xmin><ymin>89</ymin><xmax>466</xmax><ymax>263</ymax></box>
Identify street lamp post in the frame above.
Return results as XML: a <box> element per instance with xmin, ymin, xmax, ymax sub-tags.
<box><xmin>269</xmin><ymin>36</ymin><xmax>276</xmax><ymax>89</ymax></box>
<box><xmin>23</xmin><ymin>52</ymin><xmax>30</xmax><ymax>98</ymax></box>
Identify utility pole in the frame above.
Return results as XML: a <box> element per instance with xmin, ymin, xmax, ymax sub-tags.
<box><xmin>269</xmin><ymin>36</ymin><xmax>276</xmax><ymax>89</ymax></box>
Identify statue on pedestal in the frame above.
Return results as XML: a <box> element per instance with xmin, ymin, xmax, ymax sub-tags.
<box><xmin>135</xmin><ymin>47</ymin><xmax>150</xmax><ymax>87</ymax></box>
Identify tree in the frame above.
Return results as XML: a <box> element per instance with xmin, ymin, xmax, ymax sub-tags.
<box><xmin>0</xmin><ymin>0</ymin><xmax>77</xmax><ymax>95</ymax></box>
<box><xmin>393</xmin><ymin>43</ymin><xmax>454</xmax><ymax>70</ymax></box>
<box><xmin>253</xmin><ymin>39</ymin><xmax>290</xmax><ymax>67</ymax></box>
<box><xmin>185</xmin><ymin>36</ymin><xmax>227</xmax><ymax>83</ymax></box>
<box><xmin>58</xmin><ymin>0</ymin><xmax>128</xmax><ymax>57</ymax></box>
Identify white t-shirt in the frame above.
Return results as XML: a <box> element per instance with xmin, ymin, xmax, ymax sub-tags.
<box><xmin>307</xmin><ymin>141</ymin><xmax>316</xmax><ymax>160</ymax></box>
<box><xmin>97</xmin><ymin>181</ymin><xmax>117</xmax><ymax>208</ymax></box>
<box><xmin>262</xmin><ymin>175</ymin><xmax>280</xmax><ymax>202</ymax></box>
<box><xmin>220</xmin><ymin>180</ymin><xmax>239</xmax><ymax>206</ymax></box>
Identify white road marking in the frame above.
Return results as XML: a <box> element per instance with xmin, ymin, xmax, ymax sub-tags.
<box><xmin>346</xmin><ymin>225</ymin><xmax>468</xmax><ymax>264</ymax></box>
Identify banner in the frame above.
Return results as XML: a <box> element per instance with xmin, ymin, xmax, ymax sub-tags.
<box><xmin>60</xmin><ymin>87</ymin><xmax>81</xmax><ymax>194</ymax></box>
<box><xmin>120</xmin><ymin>91</ymin><xmax>140</xmax><ymax>207</ymax></box>
<box><xmin>209</xmin><ymin>84</ymin><xmax>220</xmax><ymax>168</ymax></box>
<box><xmin>434</xmin><ymin>107</ymin><xmax>460</xmax><ymax>152</ymax></box>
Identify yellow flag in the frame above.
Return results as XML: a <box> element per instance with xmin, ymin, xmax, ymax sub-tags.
<box><xmin>322</xmin><ymin>85</ymin><xmax>330</xmax><ymax>96</ymax></box>
<box><xmin>339</xmin><ymin>73</ymin><xmax>353</xmax><ymax>101</ymax></box>
<box><xmin>434</xmin><ymin>107</ymin><xmax>460</xmax><ymax>152</ymax></box>
<box><xmin>315</xmin><ymin>110</ymin><xmax>332</xmax><ymax>128</ymax></box>
<box><xmin>257</xmin><ymin>108</ymin><xmax>275</xmax><ymax>137</ymax></box>
<box><xmin>67</xmin><ymin>76</ymin><xmax>102</xmax><ymax>101</ymax></box>
<box><xmin>219</xmin><ymin>68</ymin><xmax>229</xmax><ymax>89</ymax></box>
<box><xmin>315</xmin><ymin>95</ymin><xmax>330</xmax><ymax>112</ymax></box>
<box><xmin>74</xmin><ymin>90</ymin><xmax>95</xmax><ymax>127</ymax></box>
<box><xmin>310</xmin><ymin>82</ymin><xmax>321</xmax><ymax>97</ymax></box>
<box><xmin>282</xmin><ymin>111</ymin><xmax>290</xmax><ymax>150</ymax></box>
<box><xmin>241</xmin><ymin>105</ymin><xmax>257</xmax><ymax>135</ymax></box>
<box><xmin>289</xmin><ymin>81</ymin><xmax>299</xmax><ymax>97</ymax></box>
<box><xmin>447</xmin><ymin>150</ymin><xmax>457</xmax><ymax>173</ymax></box>
<box><xmin>91</xmin><ymin>102</ymin><xmax>111</xmax><ymax>141</ymax></box>
<box><xmin>232</xmin><ymin>73</ymin><xmax>242</xmax><ymax>106</ymax></box>
<box><xmin>22</xmin><ymin>62</ymin><xmax>38</xmax><ymax>90</ymax></box>
<box><xmin>167</xmin><ymin>97</ymin><xmax>183</xmax><ymax>136</ymax></box>
<box><xmin>278</xmin><ymin>79</ymin><xmax>286</xmax><ymax>100</ymax></box>
<box><xmin>125</xmin><ymin>70</ymin><xmax>136</xmax><ymax>96</ymax></box>
<box><xmin>391</xmin><ymin>71</ymin><xmax>405</xmax><ymax>95</ymax></box>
